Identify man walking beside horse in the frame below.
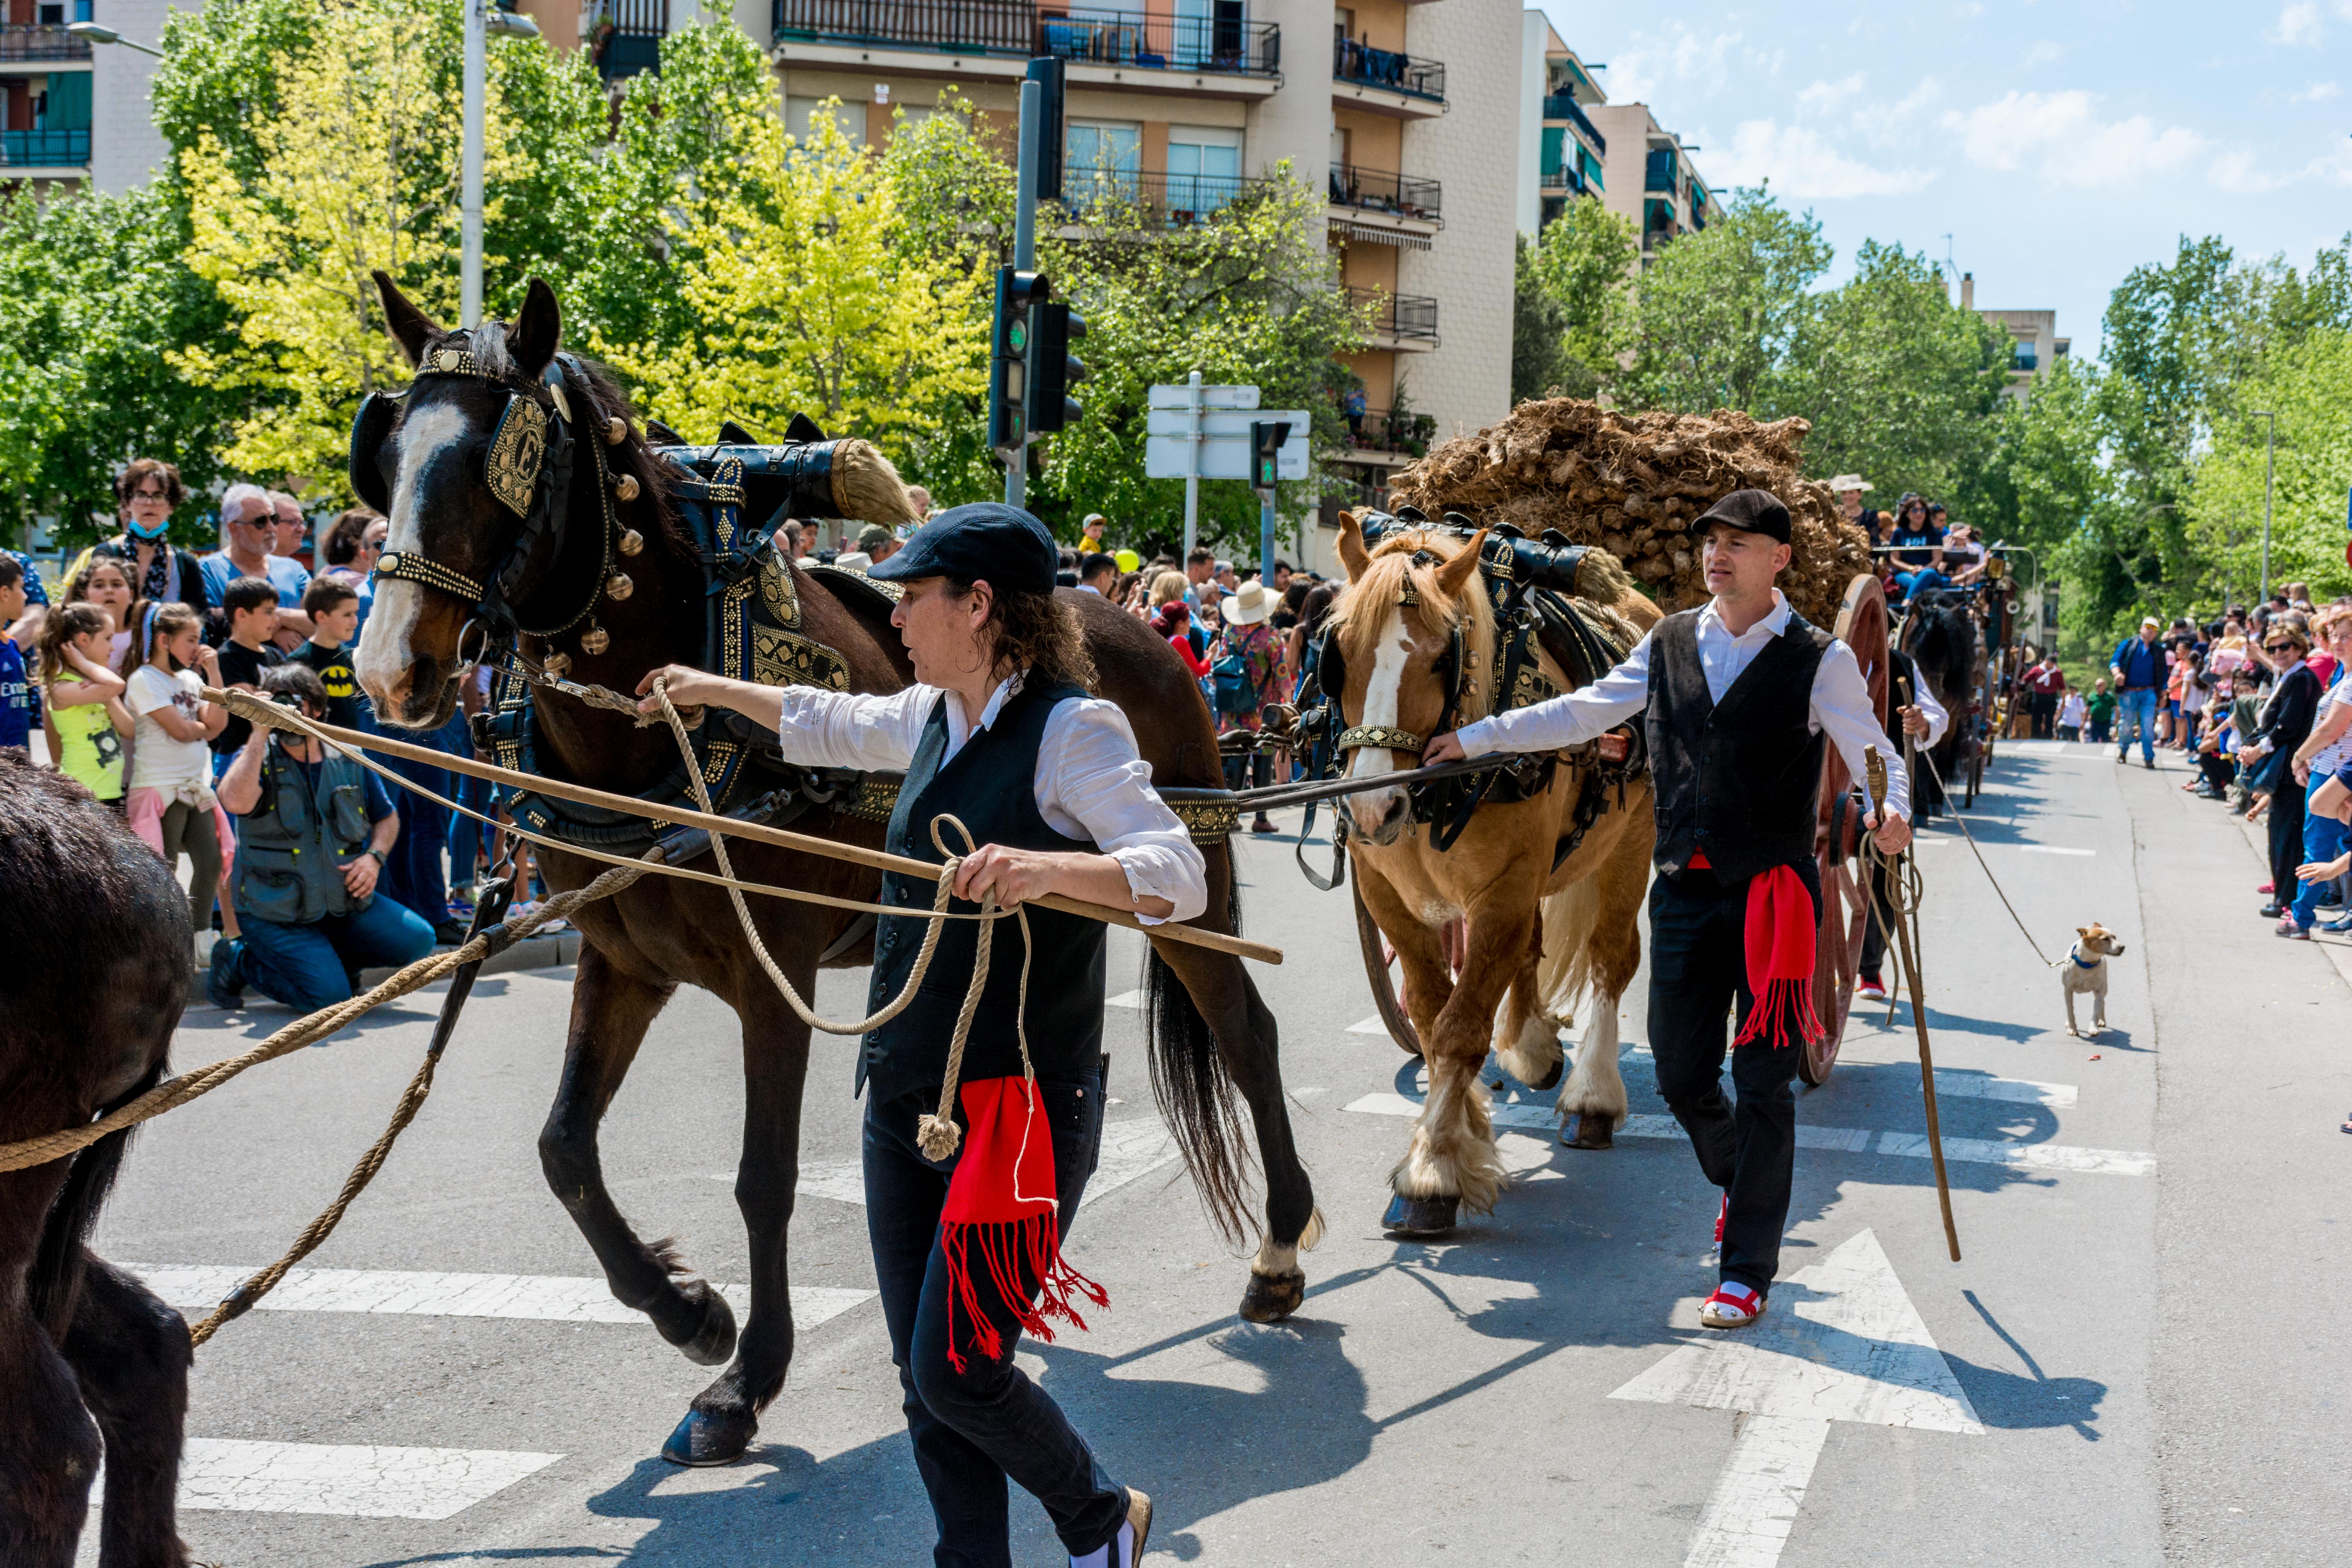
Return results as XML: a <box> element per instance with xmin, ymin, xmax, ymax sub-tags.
<box><xmin>1427</xmin><ymin>491</ymin><xmax>1911</xmax><ymax>1329</ymax></box>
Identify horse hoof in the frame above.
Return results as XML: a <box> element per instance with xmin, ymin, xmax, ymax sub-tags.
<box><xmin>1238</xmin><ymin>1268</ymin><xmax>1305</xmax><ymax>1323</ymax></box>
<box><xmin>665</xmin><ymin>1281</ymin><xmax>737</xmax><ymax>1367</ymax></box>
<box><xmin>1381</xmin><ymin>1192</ymin><xmax>1459</xmax><ymax>1238</ymax></box>
<box><xmin>1528</xmin><ymin>1056</ymin><xmax>1565</xmax><ymax>1092</ymax></box>
<box><xmin>661</xmin><ymin>1405</ymin><xmax>757</xmax><ymax>1468</ymax></box>
<box><xmin>1563</xmin><ymin>1113</ymin><xmax>1616</xmax><ymax>1151</ymax></box>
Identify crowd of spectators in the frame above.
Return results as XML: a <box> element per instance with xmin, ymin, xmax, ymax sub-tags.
<box><xmin>2085</xmin><ymin>590</ymin><xmax>2352</xmax><ymax>946</ymax></box>
<box><xmin>1831</xmin><ymin>475</ymin><xmax>1995</xmax><ymax>610</ymax></box>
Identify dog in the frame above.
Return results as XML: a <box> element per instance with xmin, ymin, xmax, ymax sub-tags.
<box><xmin>2061</xmin><ymin>923</ymin><xmax>2125</xmax><ymax>1037</ymax></box>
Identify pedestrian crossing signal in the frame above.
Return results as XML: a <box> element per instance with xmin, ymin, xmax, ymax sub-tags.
<box><xmin>1027</xmin><ymin>301</ymin><xmax>1087</xmax><ymax>434</ymax></box>
<box><xmin>990</xmin><ymin>268</ymin><xmax>1044</xmax><ymax>451</ymax></box>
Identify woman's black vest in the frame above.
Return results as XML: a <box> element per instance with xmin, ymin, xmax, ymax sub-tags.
<box><xmin>859</xmin><ymin>679</ymin><xmax>1107</xmax><ymax>1103</ymax></box>
<box><xmin>1644</xmin><ymin>607</ymin><xmax>1832</xmax><ymax>882</ymax></box>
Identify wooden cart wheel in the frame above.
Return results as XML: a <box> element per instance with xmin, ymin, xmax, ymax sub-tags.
<box><xmin>1353</xmin><ymin>878</ymin><xmax>1423</xmax><ymax>1057</ymax></box>
<box><xmin>1807</xmin><ymin>572</ymin><xmax>1892</xmax><ymax>1086</ymax></box>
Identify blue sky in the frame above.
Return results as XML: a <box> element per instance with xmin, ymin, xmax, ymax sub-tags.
<box><xmin>1536</xmin><ymin>0</ymin><xmax>2352</xmax><ymax>360</ymax></box>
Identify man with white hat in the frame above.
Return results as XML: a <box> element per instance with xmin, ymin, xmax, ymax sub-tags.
<box><xmin>1216</xmin><ymin>577</ymin><xmax>1283</xmax><ymax>833</ymax></box>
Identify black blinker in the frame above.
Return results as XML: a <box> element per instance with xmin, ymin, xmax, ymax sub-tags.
<box><xmin>349</xmin><ymin>391</ymin><xmax>400</xmax><ymax>516</ymax></box>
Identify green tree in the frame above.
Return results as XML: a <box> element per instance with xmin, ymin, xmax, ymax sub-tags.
<box><xmin>1620</xmin><ymin>185</ymin><xmax>1830</xmax><ymax>413</ymax></box>
<box><xmin>1512</xmin><ymin>232</ymin><xmax>1572</xmax><ymax>405</ymax></box>
<box><xmin>2186</xmin><ymin>329</ymin><xmax>2352</xmax><ymax>605</ymax></box>
<box><xmin>1519</xmin><ymin>201</ymin><xmax>1636</xmax><ymax>401</ymax></box>
<box><xmin>1771</xmin><ymin>240</ymin><xmax>2012</xmax><ymax>502</ymax></box>
<box><xmin>1033</xmin><ymin>167</ymin><xmax>1366</xmax><ymax>553</ymax></box>
<box><xmin>0</xmin><ymin>185</ymin><xmax>239</xmax><ymax>547</ymax></box>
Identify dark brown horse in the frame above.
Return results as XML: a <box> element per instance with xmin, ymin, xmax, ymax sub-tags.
<box><xmin>0</xmin><ymin>753</ymin><xmax>194</xmax><ymax>1565</ymax></box>
<box><xmin>352</xmin><ymin>275</ymin><xmax>1319</xmax><ymax>1466</ymax></box>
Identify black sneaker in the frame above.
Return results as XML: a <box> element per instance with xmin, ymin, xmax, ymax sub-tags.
<box><xmin>206</xmin><ymin>938</ymin><xmax>245</xmax><ymax>1010</ymax></box>
<box><xmin>433</xmin><ymin>919</ymin><xmax>470</xmax><ymax>947</ymax></box>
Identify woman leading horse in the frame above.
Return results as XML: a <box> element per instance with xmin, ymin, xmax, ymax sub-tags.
<box><xmin>639</xmin><ymin>503</ymin><xmax>1158</xmax><ymax>1568</ymax></box>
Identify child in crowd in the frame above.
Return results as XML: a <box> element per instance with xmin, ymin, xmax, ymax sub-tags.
<box><xmin>2057</xmin><ymin>686</ymin><xmax>2088</xmax><ymax>742</ymax></box>
<box><xmin>2086</xmin><ymin>679</ymin><xmax>2115</xmax><ymax>746</ymax></box>
<box><xmin>211</xmin><ymin>575</ymin><xmax>285</xmax><ymax>778</ymax></box>
<box><xmin>0</xmin><ymin>555</ymin><xmax>38</xmax><ymax>751</ymax></box>
<box><xmin>65</xmin><ymin>556</ymin><xmax>138</xmax><ymax>666</ymax></box>
<box><xmin>37</xmin><ymin>602</ymin><xmax>131</xmax><ymax>806</ymax></box>
<box><xmin>291</xmin><ymin>578</ymin><xmax>365</xmax><ymax>729</ymax></box>
<box><xmin>122</xmin><ymin>601</ymin><xmax>239</xmax><ymax>943</ymax></box>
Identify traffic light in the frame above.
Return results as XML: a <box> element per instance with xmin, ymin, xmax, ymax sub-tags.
<box><xmin>989</xmin><ymin>267</ymin><xmax>1043</xmax><ymax>451</ymax></box>
<box><xmin>1250</xmin><ymin>420</ymin><xmax>1292</xmax><ymax>489</ymax></box>
<box><xmin>1026</xmin><ymin>299</ymin><xmax>1087</xmax><ymax>433</ymax></box>
<box><xmin>1026</xmin><ymin>57</ymin><xmax>1066</xmax><ymax>201</ymax></box>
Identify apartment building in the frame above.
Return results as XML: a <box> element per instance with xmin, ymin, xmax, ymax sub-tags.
<box><xmin>1586</xmin><ymin>96</ymin><xmax>1717</xmax><ymax>256</ymax></box>
<box><xmin>1958</xmin><ymin>273</ymin><xmax>2067</xmax><ymax>403</ymax></box>
<box><xmin>1</xmin><ymin>0</ymin><xmax>94</xmax><ymax>185</ymax></box>
<box><xmin>1513</xmin><ymin>10</ymin><xmax>1603</xmax><ymax>235</ymax></box>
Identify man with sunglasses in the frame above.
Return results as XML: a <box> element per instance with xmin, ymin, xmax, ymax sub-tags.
<box><xmin>2109</xmin><ymin>616</ymin><xmax>2167</xmax><ymax>769</ymax></box>
<box><xmin>199</xmin><ymin>484</ymin><xmax>314</xmax><ymax>651</ymax></box>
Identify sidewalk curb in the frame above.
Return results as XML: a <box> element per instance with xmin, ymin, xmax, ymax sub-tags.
<box><xmin>183</xmin><ymin>932</ymin><xmax>580</xmax><ymax>1014</ymax></box>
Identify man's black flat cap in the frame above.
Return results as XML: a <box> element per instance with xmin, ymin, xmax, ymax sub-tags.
<box><xmin>1695</xmin><ymin>488</ymin><xmax>1792</xmax><ymax>544</ymax></box>
<box><xmin>868</xmin><ymin>502</ymin><xmax>1059</xmax><ymax>595</ymax></box>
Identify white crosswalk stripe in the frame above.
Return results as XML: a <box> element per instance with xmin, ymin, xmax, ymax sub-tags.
<box><xmin>731</xmin><ymin>1117</ymin><xmax>1180</xmax><ymax>1211</ymax></box>
<box><xmin>127</xmin><ymin>1267</ymin><xmax>873</xmax><ymax>1330</ymax></box>
<box><xmin>1342</xmin><ymin>1093</ymin><xmax>2155</xmax><ymax>1177</ymax></box>
<box><xmin>175</xmin><ymin>1439</ymin><xmax>562</xmax><ymax>1519</ymax></box>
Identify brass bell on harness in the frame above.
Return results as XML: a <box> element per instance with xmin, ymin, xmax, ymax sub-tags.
<box><xmin>613</xmin><ymin>472</ymin><xmax>641</xmax><ymax>503</ymax></box>
<box><xmin>616</xmin><ymin>527</ymin><xmax>644</xmax><ymax>557</ymax></box>
<box><xmin>604</xmin><ymin>571</ymin><xmax>634</xmax><ymax>602</ymax></box>
<box><xmin>541</xmin><ymin>651</ymin><xmax>572</xmax><ymax>678</ymax></box>
<box><xmin>579</xmin><ymin>623</ymin><xmax>611</xmax><ymax>656</ymax></box>
<box><xmin>605</xmin><ymin>416</ymin><xmax>628</xmax><ymax>446</ymax></box>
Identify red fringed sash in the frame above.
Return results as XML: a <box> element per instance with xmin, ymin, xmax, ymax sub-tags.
<box><xmin>1731</xmin><ymin>863</ymin><xmax>1824</xmax><ymax>1049</ymax></box>
<box><xmin>936</xmin><ymin>1076</ymin><xmax>1109</xmax><ymax>1374</ymax></box>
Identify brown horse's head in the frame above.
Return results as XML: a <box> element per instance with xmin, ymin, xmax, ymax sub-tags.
<box><xmin>352</xmin><ymin>273</ymin><xmax>655</xmax><ymax>729</ymax></box>
<box><xmin>1328</xmin><ymin>513</ymin><xmax>1495</xmax><ymax>846</ymax></box>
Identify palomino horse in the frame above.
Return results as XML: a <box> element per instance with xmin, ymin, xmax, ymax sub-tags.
<box><xmin>1</xmin><ymin>753</ymin><xmax>195</xmax><ymax>1566</ymax></box>
<box><xmin>1329</xmin><ymin>516</ymin><xmax>1660</xmax><ymax>1234</ymax></box>
<box><xmin>353</xmin><ymin>275</ymin><xmax>1318</xmax><ymax>1466</ymax></box>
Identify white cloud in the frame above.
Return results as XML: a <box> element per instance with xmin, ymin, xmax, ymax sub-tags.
<box><xmin>1893</xmin><ymin>77</ymin><xmax>1943</xmax><ymax>117</ymax></box>
<box><xmin>2290</xmin><ymin>80</ymin><xmax>2342</xmax><ymax>102</ymax></box>
<box><xmin>2308</xmin><ymin>140</ymin><xmax>2352</xmax><ymax>187</ymax></box>
<box><xmin>1942</xmin><ymin>90</ymin><xmax>2205</xmax><ymax>187</ymax></box>
<box><xmin>2023</xmin><ymin>40</ymin><xmax>2063</xmax><ymax>67</ymax></box>
<box><xmin>1713</xmin><ymin>120</ymin><xmax>1938</xmax><ymax>199</ymax></box>
<box><xmin>2274</xmin><ymin>2</ymin><xmax>2323</xmax><ymax>44</ymax></box>
<box><xmin>2209</xmin><ymin>149</ymin><xmax>2294</xmax><ymax>193</ymax></box>
<box><xmin>1797</xmin><ymin>73</ymin><xmax>1867</xmax><ymax>114</ymax></box>
<box><xmin>1607</xmin><ymin>24</ymin><xmax>1746</xmax><ymax>104</ymax></box>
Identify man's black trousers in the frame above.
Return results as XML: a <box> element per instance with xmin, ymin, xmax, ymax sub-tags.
<box><xmin>1646</xmin><ymin>865</ymin><xmax>1818</xmax><ymax>1296</ymax></box>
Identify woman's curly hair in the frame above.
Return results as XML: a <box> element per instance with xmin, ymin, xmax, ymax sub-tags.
<box><xmin>948</xmin><ymin>577</ymin><xmax>1096</xmax><ymax>693</ymax></box>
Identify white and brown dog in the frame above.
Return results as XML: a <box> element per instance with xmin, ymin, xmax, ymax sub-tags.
<box><xmin>2061</xmin><ymin>924</ymin><xmax>2126</xmax><ymax>1037</ymax></box>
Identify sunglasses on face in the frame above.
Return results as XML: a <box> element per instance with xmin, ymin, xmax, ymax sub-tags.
<box><xmin>2265</xmin><ymin>642</ymin><xmax>2296</xmax><ymax>652</ymax></box>
<box><xmin>130</xmin><ymin>489</ymin><xmax>171</xmax><ymax>504</ymax></box>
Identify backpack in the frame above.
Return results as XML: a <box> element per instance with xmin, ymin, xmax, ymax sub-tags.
<box><xmin>1211</xmin><ymin>644</ymin><xmax>1252</xmax><ymax>716</ymax></box>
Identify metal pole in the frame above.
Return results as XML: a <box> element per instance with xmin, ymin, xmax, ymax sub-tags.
<box><xmin>1258</xmin><ymin>487</ymin><xmax>1276</xmax><ymax>580</ymax></box>
<box><xmin>1183</xmin><ymin>369</ymin><xmax>1202</xmax><ymax>557</ymax></box>
<box><xmin>461</xmin><ymin>0</ymin><xmax>486</xmax><ymax>328</ymax></box>
<box><xmin>1004</xmin><ymin>78</ymin><xmax>1042</xmax><ymax>508</ymax></box>
<box><xmin>2254</xmin><ymin>410</ymin><xmax>2276</xmax><ymax>603</ymax></box>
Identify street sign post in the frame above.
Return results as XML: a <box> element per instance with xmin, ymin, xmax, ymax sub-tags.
<box><xmin>1146</xmin><ymin>374</ymin><xmax>1269</xmax><ymax>555</ymax></box>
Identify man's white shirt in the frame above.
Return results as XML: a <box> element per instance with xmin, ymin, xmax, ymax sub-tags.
<box><xmin>768</xmin><ymin>671</ymin><xmax>1208</xmax><ymax>922</ymax></box>
<box><xmin>1454</xmin><ymin>589</ymin><xmax>1912</xmax><ymax>818</ymax></box>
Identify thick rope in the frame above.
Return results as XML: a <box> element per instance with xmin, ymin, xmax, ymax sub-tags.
<box><xmin>0</xmin><ymin>862</ymin><xmax>644</xmax><ymax>1177</ymax></box>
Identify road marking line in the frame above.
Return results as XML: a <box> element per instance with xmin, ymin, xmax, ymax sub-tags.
<box><xmin>1613</xmin><ymin>1231</ymin><xmax>1982</xmax><ymax>1567</ymax></box>
<box><xmin>177</xmin><ymin>1438</ymin><xmax>561</xmax><ymax>1519</ymax></box>
<box><xmin>1346</xmin><ymin>1016</ymin><xmax>1390</xmax><ymax>1034</ymax></box>
<box><xmin>2018</xmin><ymin>846</ymin><xmax>2096</xmax><ymax>856</ymax></box>
<box><xmin>746</xmin><ymin>1119</ymin><xmax>1180</xmax><ymax>1211</ymax></box>
<box><xmin>1826</xmin><ymin>1068</ymin><xmax>2078</xmax><ymax>1108</ymax></box>
<box><xmin>1341</xmin><ymin>1094</ymin><xmax>2151</xmax><ymax>1175</ymax></box>
<box><xmin>1105</xmin><ymin>989</ymin><xmax>1143</xmax><ymax>1008</ymax></box>
<box><xmin>128</xmin><ymin>1268</ymin><xmax>873</xmax><ymax>1331</ymax></box>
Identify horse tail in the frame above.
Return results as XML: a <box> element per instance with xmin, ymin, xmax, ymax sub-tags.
<box><xmin>29</xmin><ymin>1057</ymin><xmax>167</xmax><ymax>1342</ymax></box>
<box><xmin>1535</xmin><ymin>878</ymin><xmax>1602</xmax><ymax>1029</ymax></box>
<box><xmin>1141</xmin><ymin>864</ymin><xmax>1257</xmax><ymax>1246</ymax></box>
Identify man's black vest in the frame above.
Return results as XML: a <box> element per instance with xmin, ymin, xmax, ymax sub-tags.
<box><xmin>860</xmin><ymin>679</ymin><xmax>1107</xmax><ymax>1104</ymax></box>
<box><xmin>1645</xmin><ymin>607</ymin><xmax>1832</xmax><ymax>882</ymax></box>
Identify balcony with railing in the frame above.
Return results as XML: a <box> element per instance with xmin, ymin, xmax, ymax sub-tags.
<box><xmin>1058</xmin><ymin>165</ymin><xmax>1271</xmax><ymax>224</ymax></box>
<box><xmin>588</xmin><ymin>0</ymin><xmax>667</xmax><ymax>79</ymax></box>
<box><xmin>1644</xmin><ymin>146</ymin><xmax>1677</xmax><ymax>193</ymax></box>
<box><xmin>1347</xmin><ymin>285</ymin><xmax>1439</xmax><ymax>348</ymax></box>
<box><xmin>1332</xmin><ymin>38</ymin><xmax>1445</xmax><ymax>105</ymax></box>
<box><xmin>1337</xmin><ymin>405</ymin><xmax>1436</xmax><ymax>461</ymax></box>
<box><xmin>0</xmin><ymin>127</ymin><xmax>90</xmax><ymax>167</ymax></box>
<box><xmin>0</xmin><ymin>24</ymin><xmax>90</xmax><ymax>62</ymax></box>
<box><xmin>1539</xmin><ymin>92</ymin><xmax>1606</xmax><ymax>156</ymax></box>
<box><xmin>1328</xmin><ymin>164</ymin><xmax>1440</xmax><ymax>224</ymax></box>
<box><xmin>1539</xmin><ymin>163</ymin><xmax>1584</xmax><ymax>195</ymax></box>
<box><xmin>774</xmin><ymin>0</ymin><xmax>1281</xmax><ymax>80</ymax></box>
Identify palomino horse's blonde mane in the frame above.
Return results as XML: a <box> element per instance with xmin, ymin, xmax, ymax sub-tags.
<box><xmin>1330</xmin><ymin>530</ymin><xmax>1503</xmax><ymax>725</ymax></box>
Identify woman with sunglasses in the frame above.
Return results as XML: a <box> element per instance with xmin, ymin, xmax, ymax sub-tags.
<box><xmin>2239</xmin><ymin>621</ymin><xmax>2321</xmax><ymax>920</ymax></box>
<box><xmin>83</xmin><ymin>459</ymin><xmax>211</xmax><ymax>617</ymax></box>
<box><xmin>1887</xmin><ymin>494</ymin><xmax>1946</xmax><ymax>598</ymax></box>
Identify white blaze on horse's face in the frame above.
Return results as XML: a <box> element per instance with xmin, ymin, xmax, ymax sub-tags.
<box><xmin>1340</xmin><ymin>606</ymin><xmax>1417</xmax><ymax>844</ymax></box>
<box><xmin>354</xmin><ymin>400</ymin><xmax>470</xmax><ymax>718</ymax></box>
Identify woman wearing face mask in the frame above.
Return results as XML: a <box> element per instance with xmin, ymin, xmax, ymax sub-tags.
<box><xmin>83</xmin><ymin>459</ymin><xmax>211</xmax><ymax>617</ymax></box>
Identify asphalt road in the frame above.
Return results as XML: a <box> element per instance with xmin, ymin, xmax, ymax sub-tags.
<box><xmin>78</xmin><ymin>739</ymin><xmax>2348</xmax><ymax>1566</ymax></box>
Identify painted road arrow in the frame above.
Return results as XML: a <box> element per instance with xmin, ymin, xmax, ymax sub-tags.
<box><xmin>1610</xmin><ymin>1229</ymin><xmax>1982</xmax><ymax>1567</ymax></box>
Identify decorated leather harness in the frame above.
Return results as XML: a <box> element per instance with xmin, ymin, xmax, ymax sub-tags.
<box><xmin>1289</xmin><ymin>508</ymin><xmax>1648</xmax><ymax>887</ymax></box>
